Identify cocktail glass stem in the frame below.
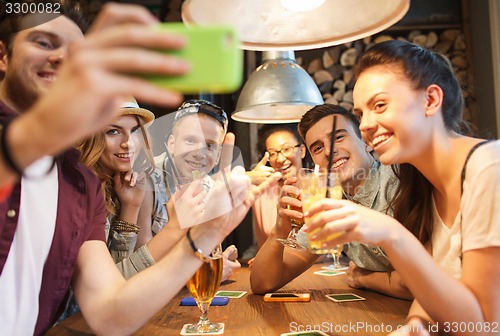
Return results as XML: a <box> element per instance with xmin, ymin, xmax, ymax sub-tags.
<box><xmin>276</xmin><ymin>220</ymin><xmax>306</xmax><ymax>250</ymax></box>
<box><xmin>194</xmin><ymin>301</ymin><xmax>212</xmax><ymax>332</ymax></box>
<box><xmin>332</xmin><ymin>252</ymin><xmax>341</xmax><ymax>269</ymax></box>
<box><xmin>288</xmin><ymin>222</ymin><xmax>300</xmax><ymax>239</ymax></box>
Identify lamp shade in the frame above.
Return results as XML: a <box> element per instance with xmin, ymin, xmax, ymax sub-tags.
<box><xmin>232</xmin><ymin>51</ymin><xmax>323</xmax><ymax>123</ymax></box>
<box><xmin>182</xmin><ymin>0</ymin><xmax>410</xmax><ymax>51</ymax></box>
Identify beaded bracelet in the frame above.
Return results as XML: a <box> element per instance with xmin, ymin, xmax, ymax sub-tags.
<box><xmin>186</xmin><ymin>228</ymin><xmax>212</xmax><ymax>263</ymax></box>
<box><xmin>112</xmin><ymin>219</ymin><xmax>140</xmax><ymax>234</ymax></box>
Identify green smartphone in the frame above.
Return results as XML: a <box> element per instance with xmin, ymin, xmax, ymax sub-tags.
<box><xmin>145</xmin><ymin>23</ymin><xmax>243</xmax><ymax>94</ymax></box>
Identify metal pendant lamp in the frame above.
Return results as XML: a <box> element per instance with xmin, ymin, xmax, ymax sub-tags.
<box><xmin>232</xmin><ymin>50</ymin><xmax>323</xmax><ymax>123</ymax></box>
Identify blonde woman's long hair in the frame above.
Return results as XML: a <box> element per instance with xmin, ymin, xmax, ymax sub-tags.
<box><xmin>77</xmin><ymin>115</ymin><xmax>155</xmax><ymax>216</ymax></box>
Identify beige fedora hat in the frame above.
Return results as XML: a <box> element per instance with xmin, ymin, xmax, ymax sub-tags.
<box><xmin>119</xmin><ymin>97</ymin><xmax>155</xmax><ymax>124</ymax></box>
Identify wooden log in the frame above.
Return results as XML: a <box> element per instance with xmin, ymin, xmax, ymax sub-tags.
<box><xmin>343</xmin><ymin>70</ymin><xmax>354</xmax><ymax>87</ymax></box>
<box><xmin>408</xmin><ymin>30</ymin><xmax>422</xmax><ymax>41</ymax></box>
<box><xmin>325</xmin><ymin>97</ymin><xmax>339</xmax><ymax>104</ymax></box>
<box><xmin>325</xmin><ymin>64</ymin><xmax>345</xmax><ymax>81</ymax></box>
<box><xmin>340</xmin><ymin>48</ymin><xmax>357</xmax><ymax>67</ymax></box>
<box><xmin>451</xmin><ymin>55</ymin><xmax>467</xmax><ymax>69</ymax></box>
<box><xmin>426</xmin><ymin>31</ymin><xmax>438</xmax><ymax>48</ymax></box>
<box><xmin>435</xmin><ymin>40</ymin><xmax>453</xmax><ymax>54</ymax></box>
<box><xmin>343</xmin><ymin>90</ymin><xmax>354</xmax><ymax>104</ymax></box>
<box><xmin>307</xmin><ymin>58</ymin><xmax>323</xmax><ymax>75</ymax></box>
<box><xmin>454</xmin><ymin>34</ymin><xmax>466</xmax><ymax>50</ymax></box>
<box><xmin>440</xmin><ymin>29</ymin><xmax>461</xmax><ymax>42</ymax></box>
<box><xmin>374</xmin><ymin>35</ymin><xmax>394</xmax><ymax>44</ymax></box>
<box><xmin>318</xmin><ymin>81</ymin><xmax>333</xmax><ymax>95</ymax></box>
<box><xmin>323</xmin><ymin>51</ymin><xmax>334</xmax><ymax>69</ymax></box>
<box><xmin>412</xmin><ymin>34</ymin><xmax>428</xmax><ymax>46</ymax></box>
<box><xmin>340</xmin><ymin>101</ymin><xmax>354</xmax><ymax>111</ymax></box>
<box><xmin>333</xmin><ymin>79</ymin><xmax>346</xmax><ymax>91</ymax></box>
<box><xmin>313</xmin><ymin>70</ymin><xmax>334</xmax><ymax>86</ymax></box>
<box><xmin>327</xmin><ymin>47</ymin><xmax>341</xmax><ymax>65</ymax></box>
<box><xmin>332</xmin><ymin>89</ymin><xmax>345</xmax><ymax>101</ymax></box>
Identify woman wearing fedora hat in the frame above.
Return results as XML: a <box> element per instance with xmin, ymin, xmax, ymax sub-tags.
<box><xmin>76</xmin><ymin>97</ymin><xmax>158</xmax><ymax>269</ymax></box>
<box><xmin>59</xmin><ymin>98</ymin><xmax>158</xmax><ymax>320</ymax></box>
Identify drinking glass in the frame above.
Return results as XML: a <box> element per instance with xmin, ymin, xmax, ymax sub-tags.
<box><xmin>299</xmin><ymin>168</ymin><xmax>344</xmax><ymax>255</ymax></box>
<box><xmin>276</xmin><ymin>186</ymin><xmax>306</xmax><ymax>250</ymax></box>
<box><xmin>322</xmin><ymin>244</ymin><xmax>349</xmax><ymax>271</ymax></box>
<box><xmin>185</xmin><ymin>244</ymin><xmax>223</xmax><ymax>333</ymax></box>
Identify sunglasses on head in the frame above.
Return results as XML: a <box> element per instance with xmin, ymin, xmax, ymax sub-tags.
<box><xmin>175</xmin><ymin>99</ymin><xmax>228</xmax><ymax>133</ymax></box>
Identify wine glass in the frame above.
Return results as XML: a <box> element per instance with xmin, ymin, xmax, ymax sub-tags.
<box><xmin>276</xmin><ymin>192</ymin><xmax>306</xmax><ymax>250</ymax></box>
<box><xmin>185</xmin><ymin>244</ymin><xmax>223</xmax><ymax>333</ymax></box>
<box><xmin>322</xmin><ymin>244</ymin><xmax>349</xmax><ymax>271</ymax></box>
<box><xmin>276</xmin><ymin>168</ymin><xmax>312</xmax><ymax>251</ymax></box>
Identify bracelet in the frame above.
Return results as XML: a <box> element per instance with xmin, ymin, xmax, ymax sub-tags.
<box><xmin>186</xmin><ymin>228</ymin><xmax>212</xmax><ymax>263</ymax></box>
<box><xmin>0</xmin><ymin>121</ymin><xmax>23</xmax><ymax>176</ymax></box>
<box><xmin>112</xmin><ymin>219</ymin><xmax>140</xmax><ymax>233</ymax></box>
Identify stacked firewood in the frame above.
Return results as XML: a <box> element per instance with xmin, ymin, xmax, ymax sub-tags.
<box><xmin>297</xmin><ymin>29</ymin><xmax>477</xmax><ymax>127</ymax></box>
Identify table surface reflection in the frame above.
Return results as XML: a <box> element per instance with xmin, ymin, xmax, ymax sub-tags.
<box><xmin>47</xmin><ymin>262</ymin><xmax>411</xmax><ymax>335</ymax></box>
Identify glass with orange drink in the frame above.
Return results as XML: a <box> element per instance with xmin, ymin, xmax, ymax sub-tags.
<box><xmin>298</xmin><ymin>167</ymin><xmax>344</xmax><ymax>255</ymax></box>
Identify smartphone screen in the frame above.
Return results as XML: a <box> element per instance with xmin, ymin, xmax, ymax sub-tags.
<box><xmin>271</xmin><ymin>293</ymin><xmax>300</xmax><ymax>298</ymax></box>
<box><xmin>264</xmin><ymin>293</ymin><xmax>311</xmax><ymax>302</ymax></box>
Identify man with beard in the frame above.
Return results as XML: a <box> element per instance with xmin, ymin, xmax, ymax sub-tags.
<box><xmin>250</xmin><ymin>104</ymin><xmax>412</xmax><ymax>300</ymax></box>
<box><xmin>0</xmin><ymin>3</ymin><xmax>266</xmax><ymax>335</ymax></box>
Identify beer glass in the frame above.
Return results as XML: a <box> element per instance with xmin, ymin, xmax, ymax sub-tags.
<box><xmin>186</xmin><ymin>244</ymin><xmax>223</xmax><ymax>333</ymax></box>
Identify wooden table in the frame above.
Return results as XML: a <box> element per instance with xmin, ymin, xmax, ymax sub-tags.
<box><xmin>47</xmin><ymin>263</ymin><xmax>411</xmax><ymax>335</ymax></box>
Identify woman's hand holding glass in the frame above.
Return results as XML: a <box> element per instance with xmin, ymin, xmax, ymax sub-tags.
<box><xmin>303</xmin><ymin>198</ymin><xmax>401</xmax><ymax>251</ymax></box>
<box><xmin>275</xmin><ymin>176</ymin><xmax>306</xmax><ymax>250</ymax></box>
<box><xmin>299</xmin><ymin>168</ymin><xmax>344</xmax><ymax>255</ymax></box>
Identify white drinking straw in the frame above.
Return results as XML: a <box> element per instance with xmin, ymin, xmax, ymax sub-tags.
<box><xmin>314</xmin><ymin>164</ymin><xmax>320</xmax><ymax>175</ymax></box>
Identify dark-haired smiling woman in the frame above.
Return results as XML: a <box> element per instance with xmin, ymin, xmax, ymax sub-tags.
<box><xmin>304</xmin><ymin>40</ymin><xmax>500</xmax><ymax>335</ymax></box>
